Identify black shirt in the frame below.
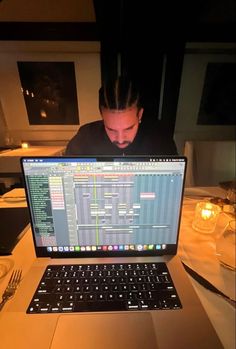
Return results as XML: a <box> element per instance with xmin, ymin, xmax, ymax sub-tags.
<box><xmin>65</xmin><ymin>120</ymin><xmax>178</xmax><ymax>155</ymax></box>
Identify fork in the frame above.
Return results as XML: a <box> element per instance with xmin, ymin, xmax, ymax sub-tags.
<box><xmin>0</xmin><ymin>269</ymin><xmax>22</xmax><ymax>311</ymax></box>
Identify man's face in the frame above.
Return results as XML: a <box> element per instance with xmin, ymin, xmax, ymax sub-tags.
<box><xmin>101</xmin><ymin>106</ymin><xmax>143</xmax><ymax>149</ymax></box>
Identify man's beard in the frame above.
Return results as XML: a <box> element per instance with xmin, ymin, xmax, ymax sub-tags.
<box><xmin>113</xmin><ymin>141</ymin><xmax>131</xmax><ymax>148</ymax></box>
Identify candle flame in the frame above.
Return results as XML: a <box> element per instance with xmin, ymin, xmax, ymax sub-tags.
<box><xmin>201</xmin><ymin>208</ymin><xmax>212</xmax><ymax>220</ymax></box>
<box><xmin>21</xmin><ymin>142</ymin><xmax>29</xmax><ymax>149</ymax></box>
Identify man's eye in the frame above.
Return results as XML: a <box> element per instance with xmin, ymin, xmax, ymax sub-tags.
<box><xmin>106</xmin><ymin>128</ymin><xmax>116</xmax><ymax>133</ymax></box>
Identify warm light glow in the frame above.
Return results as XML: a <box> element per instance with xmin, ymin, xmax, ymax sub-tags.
<box><xmin>40</xmin><ymin>109</ymin><xmax>47</xmax><ymax>118</ymax></box>
<box><xmin>201</xmin><ymin>203</ymin><xmax>213</xmax><ymax>220</ymax></box>
<box><xmin>192</xmin><ymin>201</ymin><xmax>221</xmax><ymax>233</ymax></box>
<box><xmin>21</xmin><ymin>142</ymin><xmax>29</xmax><ymax>149</ymax></box>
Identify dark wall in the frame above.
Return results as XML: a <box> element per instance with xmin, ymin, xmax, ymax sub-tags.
<box><xmin>93</xmin><ymin>1</ymin><xmax>187</xmax><ymax>135</ymax></box>
<box><xmin>93</xmin><ymin>0</ymin><xmax>235</xmax><ymax>135</ymax></box>
<box><xmin>0</xmin><ymin>0</ymin><xmax>235</xmax><ymax>136</ymax></box>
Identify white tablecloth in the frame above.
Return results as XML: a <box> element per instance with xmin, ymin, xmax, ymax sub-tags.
<box><xmin>178</xmin><ymin>187</ymin><xmax>235</xmax><ymax>349</ymax></box>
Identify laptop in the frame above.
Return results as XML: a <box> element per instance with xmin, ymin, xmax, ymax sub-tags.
<box><xmin>15</xmin><ymin>155</ymin><xmax>222</xmax><ymax>349</ymax></box>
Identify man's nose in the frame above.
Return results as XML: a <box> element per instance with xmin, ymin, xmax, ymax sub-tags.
<box><xmin>116</xmin><ymin>132</ymin><xmax>125</xmax><ymax>144</ymax></box>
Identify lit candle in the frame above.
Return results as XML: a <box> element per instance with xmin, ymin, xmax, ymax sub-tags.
<box><xmin>201</xmin><ymin>203</ymin><xmax>214</xmax><ymax>220</ymax></box>
<box><xmin>192</xmin><ymin>201</ymin><xmax>221</xmax><ymax>233</ymax></box>
<box><xmin>21</xmin><ymin>142</ymin><xmax>29</xmax><ymax>149</ymax></box>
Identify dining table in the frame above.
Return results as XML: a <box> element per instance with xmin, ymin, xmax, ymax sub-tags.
<box><xmin>179</xmin><ymin>186</ymin><xmax>235</xmax><ymax>349</ymax></box>
<box><xmin>0</xmin><ymin>145</ymin><xmax>66</xmax><ymax>191</ymax></box>
<box><xmin>0</xmin><ymin>186</ymin><xmax>235</xmax><ymax>349</ymax></box>
<box><xmin>0</xmin><ymin>145</ymin><xmax>65</xmax><ymax>176</ymax></box>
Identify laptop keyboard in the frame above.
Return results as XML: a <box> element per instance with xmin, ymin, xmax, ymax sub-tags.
<box><xmin>27</xmin><ymin>262</ymin><xmax>182</xmax><ymax>313</ymax></box>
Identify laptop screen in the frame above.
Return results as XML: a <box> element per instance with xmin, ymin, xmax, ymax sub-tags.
<box><xmin>21</xmin><ymin>156</ymin><xmax>186</xmax><ymax>258</ymax></box>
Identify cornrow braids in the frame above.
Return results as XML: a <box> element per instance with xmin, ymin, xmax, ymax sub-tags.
<box><xmin>99</xmin><ymin>76</ymin><xmax>142</xmax><ymax>112</ymax></box>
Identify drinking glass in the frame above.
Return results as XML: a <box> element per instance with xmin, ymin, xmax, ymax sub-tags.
<box><xmin>216</xmin><ymin>219</ymin><xmax>236</xmax><ymax>270</ymax></box>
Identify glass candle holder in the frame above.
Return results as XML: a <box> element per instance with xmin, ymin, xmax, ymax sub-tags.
<box><xmin>192</xmin><ymin>202</ymin><xmax>221</xmax><ymax>233</ymax></box>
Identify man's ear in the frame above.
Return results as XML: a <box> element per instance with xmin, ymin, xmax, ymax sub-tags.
<box><xmin>138</xmin><ymin>108</ymin><xmax>144</xmax><ymax>122</ymax></box>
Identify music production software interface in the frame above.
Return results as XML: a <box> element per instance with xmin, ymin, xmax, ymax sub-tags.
<box><xmin>22</xmin><ymin>158</ymin><xmax>185</xmax><ymax>253</ymax></box>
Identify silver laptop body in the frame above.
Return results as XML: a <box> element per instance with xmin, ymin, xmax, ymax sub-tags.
<box><xmin>4</xmin><ymin>155</ymin><xmax>222</xmax><ymax>349</ymax></box>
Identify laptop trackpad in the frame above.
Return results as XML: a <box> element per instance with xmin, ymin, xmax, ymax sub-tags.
<box><xmin>50</xmin><ymin>312</ymin><xmax>158</xmax><ymax>349</ymax></box>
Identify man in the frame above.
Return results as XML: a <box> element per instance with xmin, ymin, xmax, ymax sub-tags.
<box><xmin>65</xmin><ymin>76</ymin><xmax>178</xmax><ymax>155</ymax></box>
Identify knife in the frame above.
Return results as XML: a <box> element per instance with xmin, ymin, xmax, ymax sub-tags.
<box><xmin>182</xmin><ymin>261</ymin><xmax>236</xmax><ymax>308</ymax></box>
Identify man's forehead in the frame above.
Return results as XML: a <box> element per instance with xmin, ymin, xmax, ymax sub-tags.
<box><xmin>105</xmin><ymin>122</ymin><xmax>136</xmax><ymax>131</ymax></box>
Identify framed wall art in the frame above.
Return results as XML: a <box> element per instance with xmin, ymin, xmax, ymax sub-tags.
<box><xmin>0</xmin><ymin>41</ymin><xmax>101</xmax><ymax>143</ymax></box>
